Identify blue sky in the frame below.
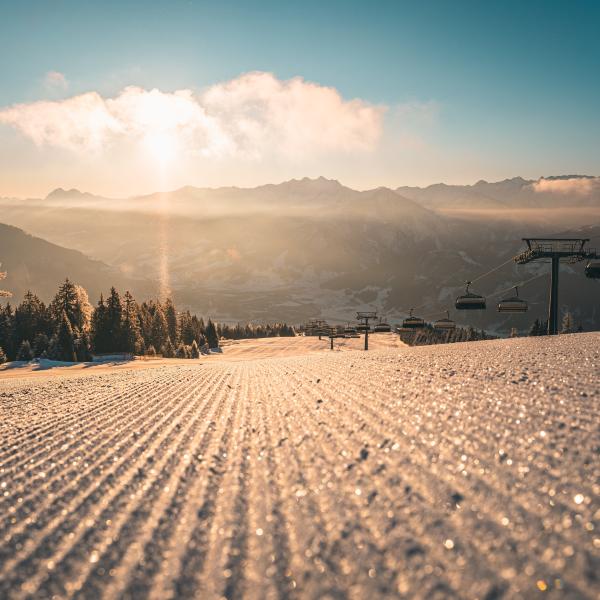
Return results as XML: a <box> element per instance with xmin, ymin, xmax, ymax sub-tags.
<box><xmin>0</xmin><ymin>0</ymin><xmax>599</xmax><ymax>196</ymax></box>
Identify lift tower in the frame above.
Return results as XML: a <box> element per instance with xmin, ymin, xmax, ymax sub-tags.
<box><xmin>356</xmin><ymin>311</ymin><xmax>377</xmax><ymax>351</ymax></box>
<box><xmin>514</xmin><ymin>238</ymin><xmax>597</xmax><ymax>335</ymax></box>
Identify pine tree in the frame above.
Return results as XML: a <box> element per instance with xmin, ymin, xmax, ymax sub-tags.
<box><xmin>205</xmin><ymin>319</ymin><xmax>219</xmax><ymax>349</ymax></box>
<box><xmin>190</xmin><ymin>339</ymin><xmax>200</xmax><ymax>359</ymax></box>
<box><xmin>164</xmin><ymin>298</ymin><xmax>179</xmax><ymax>346</ymax></box>
<box><xmin>16</xmin><ymin>340</ymin><xmax>33</xmax><ymax>361</ymax></box>
<box><xmin>122</xmin><ymin>291</ymin><xmax>142</xmax><ymax>354</ymax></box>
<box><xmin>74</xmin><ymin>285</ymin><xmax>93</xmax><ymax>332</ymax></box>
<box><xmin>0</xmin><ymin>304</ymin><xmax>15</xmax><ymax>361</ymax></box>
<box><xmin>561</xmin><ymin>311</ymin><xmax>574</xmax><ymax>334</ymax></box>
<box><xmin>161</xmin><ymin>338</ymin><xmax>175</xmax><ymax>358</ymax></box>
<box><xmin>0</xmin><ymin>346</ymin><xmax>6</xmax><ymax>364</ymax></box>
<box><xmin>74</xmin><ymin>331</ymin><xmax>92</xmax><ymax>361</ymax></box>
<box><xmin>146</xmin><ymin>344</ymin><xmax>156</xmax><ymax>357</ymax></box>
<box><xmin>179</xmin><ymin>310</ymin><xmax>195</xmax><ymax>345</ymax></box>
<box><xmin>151</xmin><ymin>304</ymin><xmax>169</xmax><ymax>350</ymax></box>
<box><xmin>50</xmin><ymin>279</ymin><xmax>78</xmax><ymax>330</ymax></box>
<box><xmin>91</xmin><ymin>295</ymin><xmax>110</xmax><ymax>354</ymax></box>
<box><xmin>15</xmin><ymin>291</ymin><xmax>49</xmax><ymax>347</ymax></box>
<box><xmin>55</xmin><ymin>311</ymin><xmax>77</xmax><ymax>362</ymax></box>
<box><xmin>32</xmin><ymin>332</ymin><xmax>49</xmax><ymax>357</ymax></box>
<box><xmin>529</xmin><ymin>319</ymin><xmax>541</xmax><ymax>336</ymax></box>
<box><xmin>105</xmin><ymin>287</ymin><xmax>123</xmax><ymax>349</ymax></box>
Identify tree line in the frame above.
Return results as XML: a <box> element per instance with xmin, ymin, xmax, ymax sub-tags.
<box><xmin>399</xmin><ymin>312</ymin><xmax>584</xmax><ymax>348</ymax></box>
<box><xmin>0</xmin><ymin>278</ymin><xmax>295</xmax><ymax>364</ymax></box>
<box><xmin>399</xmin><ymin>324</ymin><xmax>496</xmax><ymax>346</ymax></box>
<box><xmin>528</xmin><ymin>312</ymin><xmax>583</xmax><ymax>336</ymax></box>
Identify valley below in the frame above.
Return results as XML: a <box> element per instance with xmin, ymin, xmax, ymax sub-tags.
<box><xmin>1</xmin><ymin>176</ymin><xmax>600</xmax><ymax>334</ymax></box>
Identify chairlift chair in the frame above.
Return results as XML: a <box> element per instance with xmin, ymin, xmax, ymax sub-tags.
<box><xmin>585</xmin><ymin>260</ymin><xmax>600</xmax><ymax>279</ymax></box>
<box><xmin>374</xmin><ymin>318</ymin><xmax>392</xmax><ymax>333</ymax></box>
<box><xmin>402</xmin><ymin>309</ymin><xmax>425</xmax><ymax>329</ymax></box>
<box><xmin>433</xmin><ymin>311</ymin><xmax>456</xmax><ymax>330</ymax></box>
<box><xmin>455</xmin><ymin>281</ymin><xmax>486</xmax><ymax>310</ymax></box>
<box><xmin>497</xmin><ymin>286</ymin><xmax>528</xmax><ymax>313</ymax></box>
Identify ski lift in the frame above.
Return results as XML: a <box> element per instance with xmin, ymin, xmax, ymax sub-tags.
<box><xmin>374</xmin><ymin>318</ymin><xmax>391</xmax><ymax>333</ymax></box>
<box><xmin>402</xmin><ymin>308</ymin><xmax>425</xmax><ymax>329</ymax></box>
<box><xmin>356</xmin><ymin>323</ymin><xmax>370</xmax><ymax>333</ymax></box>
<box><xmin>455</xmin><ymin>281</ymin><xmax>486</xmax><ymax>310</ymax></box>
<box><xmin>585</xmin><ymin>260</ymin><xmax>600</xmax><ymax>279</ymax></box>
<box><xmin>433</xmin><ymin>311</ymin><xmax>456</xmax><ymax>330</ymax></box>
<box><xmin>344</xmin><ymin>323</ymin><xmax>357</xmax><ymax>335</ymax></box>
<box><xmin>497</xmin><ymin>286</ymin><xmax>528</xmax><ymax>313</ymax></box>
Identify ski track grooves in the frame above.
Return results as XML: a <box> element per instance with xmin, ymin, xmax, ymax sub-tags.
<box><xmin>0</xmin><ymin>334</ymin><xmax>599</xmax><ymax>600</ymax></box>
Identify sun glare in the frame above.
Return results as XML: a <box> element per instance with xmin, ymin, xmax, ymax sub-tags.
<box><xmin>143</xmin><ymin>131</ymin><xmax>179</xmax><ymax>167</ymax></box>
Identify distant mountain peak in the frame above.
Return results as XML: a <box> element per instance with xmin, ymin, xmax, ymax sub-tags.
<box><xmin>295</xmin><ymin>176</ymin><xmax>343</xmax><ymax>188</ymax></box>
<box><xmin>46</xmin><ymin>188</ymin><xmax>92</xmax><ymax>200</ymax></box>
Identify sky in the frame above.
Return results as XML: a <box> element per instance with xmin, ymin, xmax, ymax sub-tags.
<box><xmin>0</xmin><ymin>0</ymin><xmax>599</xmax><ymax>197</ymax></box>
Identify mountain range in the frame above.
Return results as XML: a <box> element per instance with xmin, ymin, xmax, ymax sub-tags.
<box><xmin>1</xmin><ymin>175</ymin><xmax>599</xmax><ymax>333</ymax></box>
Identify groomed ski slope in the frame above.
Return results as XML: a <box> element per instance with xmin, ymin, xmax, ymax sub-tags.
<box><xmin>0</xmin><ymin>333</ymin><xmax>598</xmax><ymax>599</ymax></box>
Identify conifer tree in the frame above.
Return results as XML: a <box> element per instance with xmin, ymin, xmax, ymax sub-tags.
<box><xmin>91</xmin><ymin>295</ymin><xmax>110</xmax><ymax>354</ymax></box>
<box><xmin>205</xmin><ymin>319</ymin><xmax>219</xmax><ymax>349</ymax></box>
<box><xmin>122</xmin><ymin>291</ymin><xmax>142</xmax><ymax>354</ymax></box>
<box><xmin>561</xmin><ymin>311</ymin><xmax>574</xmax><ymax>334</ymax></box>
<box><xmin>16</xmin><ymin>340</ymin><xmax>33</xmax><ymax>361</ymax></box>
<box><xmin>0</xmin><ymin>304</ymin><xmax>15</xmax><ymax>360</ymax></box>
<box><xmin>137</xmin><ymin>301</ymin><xmax>153</xmax><ymax>349</ymax></box>
<box><xmin>74</xmin><ymin>331</ymin><xmax>92</xmax><ymax>361</ymax></box>
<box><xmin>0</xmin><ymin>346</ymin><xmax>6</xmax><ymax>364</ymax></box>
<box><xmin>50</xmin><ymin>279</ymin><xmax>79</xmax><ymax>329</ymax></box>
<box><xmin>15</xmin><ymin>291</ymin><xmax>49</xmax><ymax>347</ymax></box>
<box><xmin>161</xmin><ymin>337</ymin><xmax>175</xmax><ymax>358</ymax></box>
<box><xmin>164</xmin><ymin>298</ymin><xmax>179</xmax><ymax>346</ymax></box>
<box><xmin>190</xmin><ymin>339</ymin><xmax>200</xmax><ymax>359</ymax></box>
<box><xmin>55</xmin><ymin>311</ymin><xmax>77</xmax><ymax>362</ymax></box>
<box><xmin>32</xmin><ymin>332</ymin><xmax>49</xmax><ymax>357</ymax></box>
<box><xmin>105</xmin><ymin>287</ymin><xmax>123</xmax><ymax>349</ymax></box>
<box><xmin>151</xmin><ymin>304</ymin><xmax>169</xmax><ymax>350</ymax></box>
<box><xmin>179</xmin><ymin>310</ymin><xmax>195</xmax><ymax>345</ymax></box>
<box><xmin>529</xmin><ymin>319</ymin><xmax>541</xmax><ymax>336</ymax></box>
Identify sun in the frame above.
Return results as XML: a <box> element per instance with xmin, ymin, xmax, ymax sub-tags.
<box><xmin>143</xmin><ymin>131</ymin><xmax>179</xmax><ymax>167</ymax></box>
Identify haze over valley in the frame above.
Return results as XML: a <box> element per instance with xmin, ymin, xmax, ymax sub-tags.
<box><xmin>2</xmin><ymin>174</ymin><xmax>599</xmax><ymax>334</ymax></box>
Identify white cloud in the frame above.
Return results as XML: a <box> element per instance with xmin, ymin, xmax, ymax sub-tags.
<box><xmin>0</xmin><ymin>72</ymin><xmax>386</xmax><ymax>159</ymax></box>
<box><xmin>44</xmin><ymin>71</ymin><xmax>69</xmax><ymax>90</ymax></box>
<box><xmin>532</xmin><ymin>177</ymin><xmax>598</xmax><ymax>195</ymax></box>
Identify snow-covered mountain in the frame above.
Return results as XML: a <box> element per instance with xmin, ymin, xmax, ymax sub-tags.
<box><xmin>1</xmin><ymin>176</ymin><xmax>599</xmax><ymax>332</ymax></box>
<box><xmin>397</xmin><ymin>175</ymin><xmax>600</xmax><ymax>211</ymax></box>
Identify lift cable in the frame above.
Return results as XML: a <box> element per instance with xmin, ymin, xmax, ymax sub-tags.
<box><xmin>469</xmin><ymin>256</ymin><xmax>516</xmax><ymax>284</ymax></box>
<box><xmin>486</xmin><ymin>272</ymin><xmax>548</xmax><ymax>300</ymax></box>
<box><xmin>417</xmin><ymin>271</ymin><xmax>548</xmax><ymax>320</ymax></box>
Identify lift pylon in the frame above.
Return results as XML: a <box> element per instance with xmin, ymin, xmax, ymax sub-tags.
<box><xmin>514</xmin><ymin>238</ymin><xmax>597</xmax><ymax>335</ymax></box>
<box><xmin>356</xmin><ymin>311</ymin><xmax>377</xmax><ymax>350</ymax></box>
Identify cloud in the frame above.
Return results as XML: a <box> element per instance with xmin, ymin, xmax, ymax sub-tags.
<box><xmin>0</xmin><ymin>72</ymin><xmax>385</xmax><ymax>159</ymax></box>
<box><xmin>532</xmin><ymin>177</ymin><xmax>598</xmax><ymax>196</ymax></box>
<box><xmin>44</xmin><ymin>71</ymin><xmax>69</xmax><ymax>90</ymax></box>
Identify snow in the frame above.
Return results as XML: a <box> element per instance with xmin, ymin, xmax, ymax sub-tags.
<box><xmin>0</xmin><ymin>333</ymin><xmax>598</xmax><ymax>598</ymax></box>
